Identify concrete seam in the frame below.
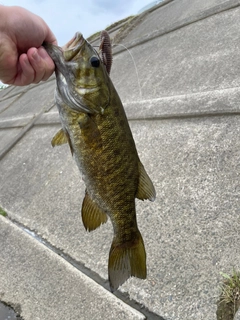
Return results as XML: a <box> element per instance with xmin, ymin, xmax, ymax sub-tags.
<box><xmin>0</xmin><ymin>91</ymin><xmax>25</xmax><ymax>103</ymax></box>
<box><xmin>27</xmin><ymin>110</ymin><xmax>240</xmax><ymax>127</ymax></box>
<box><xmin>127</xmin><ymin>111</ymin><xmax>240</xmax><ymax>122</ymax></box>
<box><xmin>0</xmin><ymin>85</ymin><xmax>15</xmax><ymax>99</ymax></box>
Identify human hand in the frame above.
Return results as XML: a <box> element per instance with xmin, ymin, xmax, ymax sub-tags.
<box><xmin>0</xmin><ymin>5</ymin><xmax>57</xmax><ymax>86</ymax></box>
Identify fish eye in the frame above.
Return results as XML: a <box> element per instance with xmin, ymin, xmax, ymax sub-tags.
<box><xmin>90</xmin><ymin>56</ymin><xmax>100</xmax><ymax>68</ymax></box>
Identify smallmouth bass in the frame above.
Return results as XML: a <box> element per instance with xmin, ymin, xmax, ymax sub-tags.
<box><xmin>43</xmin><ymin>32</ymin><xmax>156</xmax><ymax>291</ymax></box>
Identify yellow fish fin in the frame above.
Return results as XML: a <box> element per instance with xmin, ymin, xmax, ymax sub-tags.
<box><xmin>81</xmin><ymin>191</ymin><xmax>108</xmax><ymax>232</ymax></box>
<box><xmin>108</xmin><ymin>230</ymin><xmax>146</xmax><ymax>292</ymax></box>
<box><xmin>51</xmin><ymin>128</ymin><xmax>68</xmax><ymax>147</ymax></box>
<box><xmin>51</xmin><ymin>128</ymin><xmax>74</xmax><ymax>155</ymax></box>
<box><xmin>136</xmin><ymin>161</ymin><xmax>156</xmax><ymax>201</ymax></box>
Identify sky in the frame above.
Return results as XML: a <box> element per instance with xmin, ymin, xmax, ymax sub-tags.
<box><xmin>2</xmin><ymin>0</ymin><xmax>156</xmax><ymax>46</ymax></box>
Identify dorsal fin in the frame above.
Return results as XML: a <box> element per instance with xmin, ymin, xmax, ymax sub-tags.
<box><xmin>82</xmin><ymin>191</ymin><xmax>108</xmax><ymax>232</ymax></box>
<box><xmin>136</xmin><ymin>162</ymin><xmax>156</xmax><ymax>202</ymax></box>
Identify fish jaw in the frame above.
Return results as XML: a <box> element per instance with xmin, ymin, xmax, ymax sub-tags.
<box><xmin>43</xmin><ymin>32</ymin><xmax>110</xmax><ymax>114</ymax></box>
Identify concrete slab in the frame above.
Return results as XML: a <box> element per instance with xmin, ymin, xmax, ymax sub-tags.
<box><xmin>0</xmin><ymin>80</ymin><xmax>55</xmax><ymax>121</ymax></box>
<box><xmin>0</xmin><ymin>216</ymin><xmax>145</xmax><ymax>320</ymax></box>
<box><xmin>0</xmin><ymin>125</ymin><xmax>111</xmax><ymax>278</ymax></box>
<box><xmin>0</xmin><ymin>128</ymin><xmax>23</xmax><ymax>154</ymax></box>
<box><xmin>35</xmin><ymin>109</ymin><xmax>59</xmax><ymax>125</ymax></box>
<box><xmin>1</xmin><ymin>114</ymin><xmax>240</xmax><ymax>318</ymax></box>
<box><xmin>0</xmin><ymin>94</ymin><xmax>20</xmax><ymax>114</ymax></box>
<box><xmin>119</xmin><ymin>0</ymin><xmax>240</xmax><ymax>46</ymax></box>
<box><xmin>126</xmin><ymin>116</ymin><xmax>240</xmax><ymax>319</ymax></box>
<box><xmin>111</xmin><ymin>4</ymin><xmax>240</xmax><ymax>104</ymax></box>
<box><xmin>0</xmin><ymin>85</ymin><xmax>15</xmax><ymax>99</ymax></box>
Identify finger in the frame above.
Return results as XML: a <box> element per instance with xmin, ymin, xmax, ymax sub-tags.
<box><xmin>13</xmin><ymin>53</ymin><xmax>35</xmax><ymax>86</ymax></box>
<box><xmin>27</xmin><ymin>47</ymin><xmax>45</xmax><ymax>83</ymax></box>
<box><xmin>44</xmin><ymin>27</ymin><xmax>58</xmax><ymax>46</ymax></box>
<box><xmin>28</xmin><ymin>47</ymin><xmax>55</xmax><ymax>83</ymax></box>
<box><xmin>37</xmin><ymin>47</ymin><xmax>55</xmax><ymax>81</ymax></box>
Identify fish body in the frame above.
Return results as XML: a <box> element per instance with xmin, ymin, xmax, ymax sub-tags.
<box><xmin>43</xmin><ymin>32</ymin><xmax>155</xmax><ymax>291</ymax></box>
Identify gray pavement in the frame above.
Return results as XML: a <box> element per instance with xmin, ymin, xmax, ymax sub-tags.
<box><xmin>1</xmin><ymin>0</ymin><xmax>240</xmax><ymax>319</ymax></box>
<box><xmin>0</xmin><ymin>216</ymin><xmax>144</xmax><ymax>320</ymax></box>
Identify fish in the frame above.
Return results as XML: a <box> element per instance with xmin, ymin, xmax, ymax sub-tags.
<box><xmin>43</xmin><ymin>31</ymin><xmax>156</xmax><ymax>291</ymax></box>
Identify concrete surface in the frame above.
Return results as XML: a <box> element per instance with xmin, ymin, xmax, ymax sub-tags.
<box><xmin>1</xmin><ymin>0</ymin><xmax>240</xmax><ymax>319</ymax></box>
<box><xmin>0</xmin><ymin>216</ymin><xmax>144</xmax><ymax>320</ymax></box>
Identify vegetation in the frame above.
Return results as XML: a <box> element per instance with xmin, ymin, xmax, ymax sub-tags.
<box><xmin>87</xmin><ymin>15</ymin><xmax>135</xmax><ymax>43</ymax></box>
<box><xmin>217</xmin><ymin>270</ymin><xmax>240</xmax><ymax>320</ymax></box>
<box><xmin>0</xmin><ymin>207</ymin><xmax>7</xmax><ymax>217</ymax></box>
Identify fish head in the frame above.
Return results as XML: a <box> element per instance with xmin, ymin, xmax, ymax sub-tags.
<box><xmin>43</xmin><ymin>32</ymin><xmax>110</xmax><ymax>114</ymax></box>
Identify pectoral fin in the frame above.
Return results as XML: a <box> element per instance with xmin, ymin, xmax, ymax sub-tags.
<box><xmin>81</xmin><ymin>191</ymin><xmax>108</xmax><ymax>232</ymax></box>
<box><xmin>51</xmin><ymin>128</ymin><xmax>73</xmax><ymax>155</ymax></box>
<box><xmin>51</xmin><ymin>128</ymin><xmax>68</xmax><ymax>146</ymax></box>
<box><xmin>136</xmin><ymin>162</ymin><xmax>156</xmax><ymax>201</ymax></box>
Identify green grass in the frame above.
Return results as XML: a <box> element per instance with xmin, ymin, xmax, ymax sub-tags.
<box><xmin>0</xmin><ymin>207</ymin><xmax>7</xmax><ymax>217</ymax></box>
<box><xmin>220</xmin><ymin>270</ymin><xmax>240</xmax><ymax>304</ymax></box>
<box><xmin>217</xmin><ymin>269</ymin><xmax>240</xmax><ymax>320</ymax></box>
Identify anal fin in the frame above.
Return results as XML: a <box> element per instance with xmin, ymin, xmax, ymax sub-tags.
<box><xmin>82</xmin><ymin>191</ymin><xmax>108</xmax><ymax>232</ymax></box>
<box><xmin>136</xmin><ymin>162</ymin><xmax>156</xmax><ymax>201</ymax></box>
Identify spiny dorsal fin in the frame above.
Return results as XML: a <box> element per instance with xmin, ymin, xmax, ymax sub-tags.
<box><xmin>136</xmin><ymin>162</ymin><xmax>156</xmax><ymax>202</ymax></box>
<box><xmin>51</xmin><ymin>128</ymin><xmax>74</xmax><ymax>155</ymax></box>
<box><xmin>82</xmin><ymin>191</ymin><xmax>108</xmax><ymax>232</ymax></box>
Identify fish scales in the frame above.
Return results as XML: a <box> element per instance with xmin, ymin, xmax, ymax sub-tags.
<box><xmin>67</xmin><ymin>84</ymin><xmax>139</xmax><ymax>233</ymax></box>
<box><xmin>43</xmin><ymin>32</ymin><xmax>156</xmax><ymax>291</ymax></box>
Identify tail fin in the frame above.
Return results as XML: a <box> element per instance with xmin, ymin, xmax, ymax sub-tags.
<box><xmin>108</xmin><ymin>230</ymin><xmax>146</xmax><ymax>291</ymax></box>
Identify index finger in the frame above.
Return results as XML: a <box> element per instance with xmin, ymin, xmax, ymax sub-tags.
<box><xmin>44</xmin><ymin>25</ymin><xmax>58</xmax><ymax>46</ymax></box>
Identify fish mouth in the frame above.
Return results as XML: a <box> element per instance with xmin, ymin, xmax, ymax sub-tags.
<box><xmin>62</xmin><ymin>32</ymin><xmax>85</xmax><ymax>61</ymax></box>
<box><xmin>43</xmin><ymin>33</ymin><xmax>106</xmax><ymax>114</ymax></box>
<box><xmin>43</xmin><ymin>32</ymin><xmax>85</xmax><ymax>62</ymax></box>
